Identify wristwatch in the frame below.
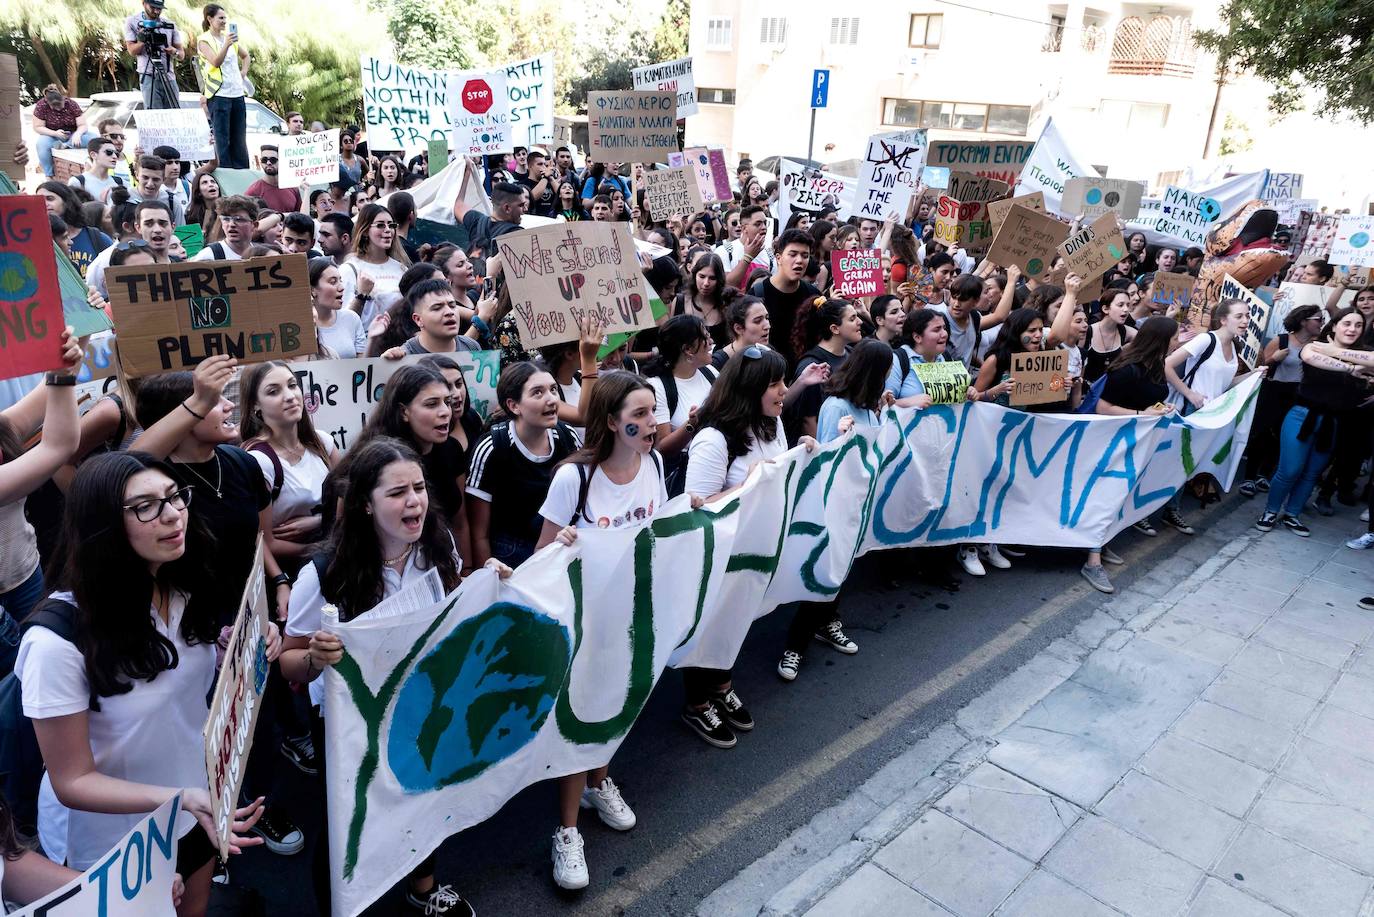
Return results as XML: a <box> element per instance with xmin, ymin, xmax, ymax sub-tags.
<box><xmin>44</xmin><ymin>372</ymin><xmax>77</xmax><ymax>386</ymax></box>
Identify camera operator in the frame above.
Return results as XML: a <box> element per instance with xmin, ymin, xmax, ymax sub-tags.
<box><xmin>124</xmin><ymin>0</ymin><xmax>185</xmax><ymax>110</ymax></box>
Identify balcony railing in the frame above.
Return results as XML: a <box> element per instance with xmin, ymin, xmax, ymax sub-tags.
<box><xmin>1108</xmin><ymin>15</ymin><xmax>1197</xmax><ymax>77</ymax></box>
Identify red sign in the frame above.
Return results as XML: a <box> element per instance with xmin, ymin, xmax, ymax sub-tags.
<box><xmin>0</xmin><ymin>196</ymin><xmax>64</xmax><ymax>381</ymax></box>
<box><xmin>830</xmin><ymin>249</ymin><xmax>884</xmax><ymax>299</ymax></box>
<box><xmin>462</xmin><ymin>79</ymin><xmax>493</xmax><ymax>115</ymax></box>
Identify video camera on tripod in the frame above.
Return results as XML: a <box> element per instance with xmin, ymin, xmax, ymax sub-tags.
<box><xmin>135</xmin><ymin>17</ymin><xmax>175</xmax><ymax>50</ymax></box>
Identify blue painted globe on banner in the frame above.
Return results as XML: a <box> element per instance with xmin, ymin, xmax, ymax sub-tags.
<box><xmin>386</xmin><ymin>604</ymin><xmax>571</xmax><ymax>792</ymax></box>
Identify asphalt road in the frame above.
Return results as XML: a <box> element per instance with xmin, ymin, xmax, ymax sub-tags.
<box><xmin>228</xmin><ymin>497</ymin><xmax>1247</xmax><ymax>917</ymax></box>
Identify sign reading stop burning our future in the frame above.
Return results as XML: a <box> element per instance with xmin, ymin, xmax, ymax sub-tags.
<box><xmin>587</xmin><ymin>91</ymin><xmax>678</xmax><ymax>163</ymax></box>
<box><xmin>932</xmin><ymin>173</ymin><xmax>1009</xmax><ymax>253</ymax></box>
<box><xmin>0</xmin><ymin>196</ymin><xmax>65</xmax><ymax>382</ymax></box>
<box><xmin>1010</xmin><ymin>350</ymin><xmax>1069</xmax><ymax>406</ymax></box>
<box><xmin>830</xmin><ymin>249</ymin><xmax>883</xmax><ymax>298</ymax></box>
<box><xmin>449</xmin><ymin>69</ymin><xmax>512</xmax><ymax>157</ymax></box>
<box><xmin>498</xmin><ymin>222</ymin><xmax>652</xmax><ymax>348</ymax></box>
<box><xmin>106</xmin><ymin>254</ymin><xmax>314</xmax><ymax>377</ymax></box>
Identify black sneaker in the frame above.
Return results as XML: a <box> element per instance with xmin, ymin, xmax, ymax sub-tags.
<box><xmin>681</xmin><ymin>702</ymin><xmax>736</xmax><ymax>749</ymax></box>
<box><xmin>281</xmin><ymin>734</ymin><xmax>319</xmax><ymax>776</ymax></box>
<box><xmin>405</xmin><ymin>884</ymin><xmax>475</xmax><ymax>916</ymax></box>
<box><xmin>1359</xmin><ymin>596</ymin><xmax>1374</xmax><ymax>611</ymax></box>
<box><xmin>1315</xmin><ymin>496</ymin><xmax>1335</xmax><ymax>516</ymax></box>
<box><xmin>1161</xmin><ymin>507</ymin><xmax>1195</xmax><ymax>535</ymax></box>
<box><xmin>249</xmin><ymin>805</ymin><xmax>304</xmax><ymax>855</ymax></box>
<box><xmin>1281</xmin><ymin>514</ymin><xmax>1311</xmax><ymax>537</ymax></box>
<box><xmin>1239</xmin><ymin>480</ymin><xmax>1257</xmax><ymax>498</ymax></box>
<box><xmin>712</xmin><ymin>688</ymin><xmax>754</xmax><ymax>731</ymax></box>
<box><xmin>1256</xmin><ymin>512</ymin><xmax>1279</xmax><ymax>533</ymax></box>
<box><xmin>1132</xmin><ymin>519</ymin><xmax>1158</xmax><ymax>537</ymax></box>
<box><xmin>814</xmin><ymin>620</ymin><xmax>859</xmax><ymax>654</ymax></box>
<box><xmin>1255</xmin><ymin>477</ymin><xmax>1270</xmax><ymax>492</ymax></box>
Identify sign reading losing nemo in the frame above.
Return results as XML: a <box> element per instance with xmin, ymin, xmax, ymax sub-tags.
<box><xmin>107</xmin><ymin>253</ymin><xmax>313</xmax><ymax>377</ymax></box>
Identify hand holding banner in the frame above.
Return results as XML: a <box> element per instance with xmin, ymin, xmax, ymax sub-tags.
<box><xmin>1010</xmin><ymin>350</ymin><xmax>1069</xmax><ymax>405</ymax></box>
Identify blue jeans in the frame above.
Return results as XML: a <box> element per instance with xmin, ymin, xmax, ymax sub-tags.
<box><xmin>36</xmin><ymin>132</ymin><xmax>94</xmax><ymax>177</ymax></box>
<box><xmin>0</xmin><ymin>565</ymin><xmax>43</xmax><ymax>678</ymax></box>
<box><xmin>207</xmin><ymin>94</ymin><xmax>249</xmax><ymax>169</ymax></box>
<box><xmin>1265</xmin><ymin>406</ymin><xmax>1334</xmax><ymax>517</ymax></box>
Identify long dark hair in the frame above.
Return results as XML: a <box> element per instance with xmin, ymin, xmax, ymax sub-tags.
<box><xmin>724</xmin><ymin>290</ymin><xmax>766</xmax><ymax>343</ymax></box>
<box><xmin>696</xmin><ymin>346</ymin><xmax>786</xmax><ymax>460</ymax></box>
<box><xmin>826</xmin><ymin>339</ymin><xmax>893</xmax><ymax>412</ymax></box>
<box><xmin>794</xmin><ymin>296</ymin><xmax>851</xmax><ymax>357</ymax></box>
<box><xmin>1108</xmin><ymin>316</ymin><xmax>1177</xmax><ymax>382</ymax></box>
<box><xmin>684</xmin><ymin>252</ymin><xmax>726</xmax><ymax>310</ymax></box>
<box><xmin>1283</xmin><ymin>304</ymin><xmax>1323</xmax><ymax>333</ymax></box>
<box><xmin>238</xmin><ymin>361</ymin><xmax>332</xmax><ymax>463</ymax></box>
<box><xmin>0</xmin><ymin>416</ymin><xmax>21</xmax><ymax>468</ymax></box>
<box><xmin>39</xmin><ymin>181</ymin><xmax>86</xmax><ymax>228</ymax></box>
<box><xmin>354</xmin><ymin>364</ymin><xmax>448</xmax><ymax>453</ymax></box>
<box><xmin>49</xmin><ymin>452</ymin><xmax>220</xmax><ymax>700</ymax></box>
<box><xmin>988</xmin><ymin>307</ymin><xmax>1044</xmax><ymax>373</ymax></box>
<box><xmin>1317</xmin><ymin>306</ymin><xmax>1368</xmax><ymax>344</ymax></box>
<box><xmin>320</xmin><ymin>438</ymin><xmax>459</xmax><ymax>621</ymax></box>
<box><xmin>898</xmin><ymin>308</ymin><xmax>947</xmax><ymax>351</ymax></box>
<box><xmin>643</xmin><ymin>314</ymin><xmax>709</xmax><ymax>377</ymax></box>
<box><xmin>561</xmin><ymin>371</ymin><xmax>653</xmax><ymax>470</ymax></box>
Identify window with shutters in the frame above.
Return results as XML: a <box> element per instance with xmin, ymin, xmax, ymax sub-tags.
<box><xmin>829</xmin><ymin>17</ymin><xmax>860</xmax><ymax>45</ymax></box>
<box><xmin>759</xmin><ymin>17</ymin><xmax>787</xmax><ymax>46</ymax></box>
<box><xmin>705</xmin><ymin>18</ymin><xmax>733</xmax><ymax>50</ymax></box>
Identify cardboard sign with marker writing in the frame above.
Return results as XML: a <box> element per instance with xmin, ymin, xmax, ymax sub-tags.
<box><xmin>1057</xmin><ymin>212</ymin><xmax>1126</xmax><ymax>283</ymax></box>
<box><xmin>1151</xmin><ymin>271</ymin><xmax>1193</xmax><ymax>313</ymax></box>
<box><xmin>938</xmin><ymin>173</ymin><xmax>1009</xmax><ymax>253</ymax></box>
<box><xmin>1061</xmin><ymin>177</ymin><xmax>1145</xmax><ymax>220</ymax></box>
<box><xmin>986</xmin><ymin>204</ymin><xmax>1066</xmax><ymax>278</ymax></box>
<box><xmin>1219</xmin><ymin>274</ymin><xmax>1271</xmax><ymax>370</ymax></box>
<box><xmin>107</xmin><ymin>253</ymin><xmax>314</xmax><ymax>377</ymax></box>
<box><xmin>682</xmin><ymin>147</ymin><xmax>725</xmax><ymax>204</ymax></box>
<box><xmin>0</xmin><ymin>196</ymin><xmax>65</xmax><ymax>382</ymax></box>
<box><xmin>914</xmin><ymin>361</ymin><xmax>970</xmax><ymax>405</ymax></box>
<box><xmin>1010</xmin><ymin>350</ymin><xmax>1069</xmax><ymax>405</ymax></box>
<box><xmin>830</xmin><ymin>249</ymin><xmax>883</xmax><ymax>298</ymax></box>
<box><xmin>0</xmin><ymin>55</ymin><xmax>21</xmax><ymax>181</ymax></box>
<box><xmin>497</xmin><ymin>222</ymin><xmax>651</xmax><ymax>348</ymax></box>
<box><xmin>641</xmin><ymin>166</ymin><xmax>702</xmax><ymax>221</ymax></box>
<box><xmin>587</xmin><ymin>91</ymin><xmax>677</xmax><ymax>164</ymax></box>
<box><xmin>987</xmin><ymin>192</ymin><xmax>1045</xmax><ymax>237</ymax></box>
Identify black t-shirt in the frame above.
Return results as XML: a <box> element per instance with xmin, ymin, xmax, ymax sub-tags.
<box><xmin>466</xmin><ymin>421</ymin><xmax>581</xmax><ymax>554</ymax></box>
<box><xmin>421</xmin><ymin>437</ymin><xmax>468</xmax><ymax>521</ymax></box>
<box><xmin>1100</xmin><ymin>363</ymin><xmax>1168</xmax><ymax>412</ymax></box>
<box><xmin>462</xmin><ymin>210</ymin><xmax>522</xmax><ymax>258</ymax></box>
<box><xmin>514</xmin><ymin>173</ymin><xmax>556</xmax><ymax>218</ymax></box>
<box><xmin>789</xmin><ymin>345</ymin><xmax>849</xmax><ymax>437</ymax></box>
<box><xmin>749</xmin><ymin>277</ymin><xmax>821</xmax><ymax>369</ymax></box>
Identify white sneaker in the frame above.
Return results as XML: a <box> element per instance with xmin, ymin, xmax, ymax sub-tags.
<box><xmin>1347</xmin><ymin>532</ymin><xmax>1374</xmax><ymax>551</ymax></box>
<box><xmin>552</xmin><ymin>826</ymin><xmax>589</xmax><ymax>890</ymax></box>
<box><xmin>978</xmin><ymin>544</ymin><xmax>1011</xmax><ymax>569</ymax></box>
<box><xmin>580</xmin><ymin>778</ymin><xmax>636</xmax><ymax>831</ymax></box>
<box><xmin>958</xmin><ymin>545</ymin><xmax>986</xmax><ymax>576</ymax></box>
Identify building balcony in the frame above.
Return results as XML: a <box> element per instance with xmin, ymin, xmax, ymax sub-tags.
<box><xmin>1107</xmin><ymin>15</ymin><xmax>1197</xmax><ymax>78</ymax></box>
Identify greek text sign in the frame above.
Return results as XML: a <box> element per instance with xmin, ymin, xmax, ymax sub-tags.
<box><xmin>587</xmin><ymin>91</ymin><xmax>678</xmax><ymax>163</ymax></box>
<box><xmin>632</xmin><ymin>56</ymin><xmax>697</xmax><ymax>118</ymax></box>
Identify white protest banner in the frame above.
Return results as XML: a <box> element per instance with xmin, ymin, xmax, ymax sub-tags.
<box><xmin>1329</xmin><ymin>215</ymin><xmax>1374</xmax><ymax>267</ymax></box>
<box><xmin>776</xmin><ymin>158</ymin><xmax>857</xmax><ymax>222</ymax></box>
<box><xmin>133</xmin><ymin>107</ymin><xmax>213</xmax><ymax>160</ymax></box>
<box><xmin>449</xmin><ymin>69</ymin><xmax>512</xmax><ymax>157</ymax></box>
<box><xmin>1061</xmin><ymin>177</ymin><xmax>1145</xmax><ymax>220</ymax></box>
<box><xmin>1273</xmin><ymin>197</ymin><xmax>1318</xmax><ymax>226</ymax></box>
<box><xmin>587</xmin><ymin>90</ymin><xmax>678</xmax><ymax>163</ymax></box>
<box><xmin>324</xmin><ymin>374</ymin><xmax>1262</xmax><ymax>917</ymax></box>
<box><xmin>855</xmin><ymin>129</ymin><xmax>928</xmax><ymax>221</ymax></box>
<box><xmin>204</xmin><ymin>537</ymin><xmax>269</xmax><ymax>858</ymax></box>
<box><xmin>504</xmin><ymin>53</ymin><xmax>555</xmax><ymax>147</ymax></box>
<box><xmin>291</xmin><ymin>352</ymin><xmax>501</xmax><ymax>451</ymax></box>
<box><xmin>498</xmin><ymin>222</ymin><xmax>651</xmax><ymax>347</ymax></box>
<box><xmin>11</xmin><ymin>794</ymin><xmax>181</xmax><ymax>916</ymax></box>
<box><xmin>279</xmin><ymin>129</ymin><xmax>340</xmax><ymax>186</ymax></box>
<box><xmin>1153</xmin><ymin>185</ymin><xmax>1220</xmax><ymax>247</ymax></box>
<box><xmin>632</xmin><ymin>56</ymin><xmax>697</xmax><ymax>118</ymax></box>
<box><xmin>1219</xmin><ymin>274</ymin><xmax>1271</xmax><ymax>369</ymax></box>
<box><xmin>926</xmin><ymin>139</ymin><xmax>1034</xmax><ymax>186</ymax></box>
<box><xmin>1015</xmin><ymin>117</ymin><xmax>1099</xmax><ymax>217</ymax></box>
<box><xmin>1128</xmin><ymin>171</ymin><xmax>1267</xmax><ymax>248</ymax></box>
<box><xmin>361</xmin><ymin>57</ymin><xmax>449</xmax><ymax>153</ymax></box>
<box><xmin>1260</xmin><ymin>172</ymin><xmax>1303</xmax><ymax>201</ymax></box>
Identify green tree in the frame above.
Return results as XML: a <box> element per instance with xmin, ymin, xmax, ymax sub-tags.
<box><xmin>1195</xmin><ymin>0</ymin><xmax>1374</xmax><ymax>123</ymax></box>
<box><xmin>379</xmin><ymin>0</ymin><xmax>502</xmax><ymax>70</ymax></box>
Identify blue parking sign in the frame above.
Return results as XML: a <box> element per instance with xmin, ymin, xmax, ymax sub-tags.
<box><xmin>811</xmin><ymin>69</ymin><xmax>830</xmax><ymax>109</ymax></box>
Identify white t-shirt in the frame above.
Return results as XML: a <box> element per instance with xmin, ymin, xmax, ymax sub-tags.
<box><xmin>340</xmin><ymin>257</ymin><xmax>408</xmax><ymax>326</ymax></box>
<box><xmin>556</xmin><ymin>375</ymin><xmax>583</xmax><ymax>441</ymax></box>
<box><xmin>930</xmin><ymin>303</ymin><xmax>980</xmax><ymax>365</ymax></box>
<box><xmin>1169</xmin><ymin>331</ymin><xmax>1237</xmax><ymax>408</ymax></box>
<box><xmin>684</xmin><ymin>416</ymin><xmax>787</xmax><ymax>496</ymax></box>
<box><xmin>720</xmin><ymin>238</ymin><xmax>775</xmax><ymax>276</ymax></box>
<box><xmin>649</xmin><ymin>370</ymin><xmax>714</xmax><ymax>429</ymax></box>
<box><xmin>190</xmin><ymin>241</ymin><xmax>247</xmax><ymax>262</ymax></box>
<box><xmin>538</xmin><ymin>452</ymin><xmax>669</xmax><ymax>530</ymax></box>
<box><xmin>17</xmin><ymin>590</ymin><xmax>212</xmax><ymax>869</ymax></box>
<box><xmin>317</xmin><ymin>309</ymin><xmax>367</xmax><ymax>358</ymax></box>
<box><xmin>251</xmin><ymin>438</ymin><xmax>331</xmax><ymax>524</ymax></box>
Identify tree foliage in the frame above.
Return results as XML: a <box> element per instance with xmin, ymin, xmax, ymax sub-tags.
<box><xmin>1195</xmin><ymin>0</ymin><xmax>1374</xmax><ymax>123</ymax></box>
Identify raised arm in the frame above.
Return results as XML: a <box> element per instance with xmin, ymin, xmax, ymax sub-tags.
<box><xmin>128</xmin><ymin>354</ymin><xmax>237</xmax><ymax>458</ymax></box>
<box><xmin>979</xmin><ymin>263</ymin><xmax>1022</xmax><ymax>330</ymax></box>
<box><xmin>0</xmin><ymin>330</ymin><xmax>82</xmax><ymax>505</ymax></box>
<box><xmin>1045</xmin><ymin>272</ymin><xmax>1079</xmax><ymax>346</ymax></box>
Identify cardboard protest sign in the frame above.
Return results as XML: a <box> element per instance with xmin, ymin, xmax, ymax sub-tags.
<box><xmin>505</xmin><ymin>53</ymin><xmax>556</xmax><ymax>147</ymax></box>
<box><xmin>0</xmin><ymin>196</ymin><xmax>66</xmax><ymax>382</ymax></box>
<box><xmin>1010</xmin><ymin>350</ymin><xmax>1068</xmax><ymax>406</ymax></box>
<box><xmin>830</xmin><ymin>249</ymin><xmax>883</xmax><ymax>298</ymax></box>
<box><xmin>987</xmin><ymin>192</ymin><xmax>1044</xmax><ymax>237</ymax></box>
<box><xmin>134</xmin><ymin>107</ymin><xmax>213</xmax><ymax>160</ymax></box>
<box><xmin>932</xmin><ymin>195</ymin><xmax>965</xmax><ymax>249</ymax></box>
<box><xmin>10</xmin><ymin>794</ymin><xmax>180</xmax><ymax>916</ymax></box>
<box><xmin>498</xmin><ymin>222</ymin><xmax>652</xmax><ymax>347</ymax></box>
<box><xmin>632</xmin><ymin>56</ymin><xmax>697</xmax><ymax>118</ymax></box>
<box><xmin>1057</xmin><ymin>212</ymin><xmax>1126</xmax><ymax>283</ymax></box>
<box><xmin>204</xmin><ymin>538</ymin><xmax>269</xmax><ymax>859</ymax></box>
<box><xmin>937</xmin><ymin>173</ymin><xmax>1010</xmax><ymax>253</ymax></box>
<box><xmin>641</xmin><ymin>166</ymin><xmax>702</xmax><ymax>221</ymax></box>
<box><xmin>279</xmin><ymin>129</ymin><xmax>340</xmax><ymax>186</ymax></box>
<box><xmin>985</xmin><ymin>204</ymin><xmax>1066</xmax><ymax>278</ymax></box>
<box><xmin>0</xmin><ymin>55</ymin><xmax>20</xmax><ymax>181</ymax></box>
<box><xmin>1261</xmin><ymin>172</ymin><xmax>1303</xmax><ymax>201</ymax></box>
<box><xmin>1219</xmin><ymin>274</ymin><xmax>1271</xmax><ymax>369</ymax></box>
<box><xmin>361</xmin><ymin>57</ymin><xmax>449</xmax><ymax>152</ymax></box>
<box><xmin>1151</xmin><ymin>270</ymin><xmax>1193</xmax><ymax>313</ymax></box>
<box><xmin>107</xmin><ymin>253</ymin><xmax>313</xmax><ymax>377</ymax></box>
<box><xmin>1330</xmin><ymin>215</ymin><xmax>1374</xmax><ymax>267</ymax></box>
<box><xmin>174</xmin><ymin>223</ymin><xmax>204</xmax><ymax>258</ymax></box>
<box><xmin>776</xmin><ymin>159</ymin><xmax>857</xmax><ymax>222</ymax></box>
<box><xmin>587</xmin><ymin>91</ymin><xmax>677</xmax><ymax>163</ymax></box>
<box><xmin>1061</xmin><ymin>177</ymin><xmax>1144</xmax><ymax>220</ymax></box>
<box><xmin>708</xmin><ymin>149</ymin><xmax>731</xmax><ymax>201</ymax></box>
<box><xmin>1272</xmin><ymin>197</ymin><xmax>1317</xmax><ymax>227</ymax></box>
<box><xmin>1155</xmin><ymin>185</ymin><xmax>1220</xmax><ymax>247</ymax></box>
<box><xmin>914</xmin><ymin>361</ymin><xmax>970</xmax><ymax>404</ymax></box>
<box><xmin>926</xmin><ymin>140</ymin><xmax>1034</xmax><ymax>186</ymax></box>
<box><xmin>428</xmin><ymin>137</ymin><xmax>449</xmax><ymax>174</ymax></box>
<box><xmin>450</xmin><ymin>69</ymin><xmax>512</xmax><ymax>157</ymax></box>
<box><xmin>855</xmin><ymin>129</ymin><xmax>928</xmax><ymax>221</ymax></box>
<box><xmin>684</xmin><ymin>147</ymin><xmax>727</xmax><ymax>204</ymax></box>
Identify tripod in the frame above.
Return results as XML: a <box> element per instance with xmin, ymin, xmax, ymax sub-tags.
<box><xmin>141</xmin><ymin>42</ymin><xmax>181</xmax><ymax>110</ymax></box>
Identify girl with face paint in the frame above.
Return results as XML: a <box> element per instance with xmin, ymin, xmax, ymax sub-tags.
<box><xmin>533</xmin><ymin>372</ymin><xmax>679</xmax><ymax>891</ymax></box>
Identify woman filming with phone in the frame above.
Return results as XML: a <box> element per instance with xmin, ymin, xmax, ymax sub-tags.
<box><xmin>197</xmin><ymin>5</ymin><xmax>250</xmax><ymax>169</ymax></box>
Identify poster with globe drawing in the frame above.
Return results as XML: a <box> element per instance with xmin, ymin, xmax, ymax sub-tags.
<box><xmin>1329</xmin><ymin>215</ymin><xmax>1374</xmax><ymax>267</ymax></box>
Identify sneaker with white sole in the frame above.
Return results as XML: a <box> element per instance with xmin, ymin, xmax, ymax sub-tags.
<box><xmin>814</xmin><ymin>620</ymin><xmax>858</xmax><ymax>655</ymax></box>
<box><xmin>405</xmin><ymin>884</ymin><xmax>475</xmax><ymax>916</ymax></box>
<box><xmin>1281</xmin><ymin>514</ymin><xmax>1311</xmax><ymax>537</ymax></box>
<box><xmin>1161</xmin><ymin>507</ymin><xmax>1194</xmax><ymax>535</ymax></box>
<box><xmin>1132</xmin><ymin>519</ymin><xmax>1158</xmax><ymax>537</ymax></box>
<box><xmin>958</xmin><ymin>545</ymin><xmax>986</xmax><ymax>576</ymax></box>
<box><xmin>249</xmin><ymin>805</ymin><xmax>304</xmax><ymax>855</ymax></box>
<box><xmin>978</xmin><ymin>544</ymin><xmax>1011</xmax><ymax>569</ymax></box>
<box><xmin>712</xmin><ymin>687</ymin><xmax>754</xmax><ymax>731</ymax></box>
<box><xmin>1347</xmin><ymin>532</ymin><xmax>1374</xmax><ymax>550</ymax></box>
<box><xmin>777</xmin><ymin>651</ymin><xmax>801</xmax><ymax>682</ymax></box>
<box><xmin>1255</xmin><ymin>476</ymin><xmax>1270</xmax><ymax>492</ymax></box>
<box><xmin>681</xmin><ymin>702</ymin><xmax>736</xmax><ymax>748</ymax></box>
<box><xmin>1361</xmin><ymin>597</ymin><xmax>1374</xmax><ymax>612</ymax></box>
<box><xmin>1080</xmin><ymin>563</ymin><xmax>1115</xmax><ymax>594</ymax></box>
<box><xmin>1363</xmin><ymin>508</ymin><xmax>1370</xmax><ymax>523</ymax></box>
<box><xmin>1239</xmin><ymin>480</ymin><xmax>1258</xmax><ymax>498</ymax></box>
<box><xmin>1100</xmin><ymin>545</ymin><xmax>1125</xmax><ymax>566</ymax></box>
<box><xmin>281</xmin><ymin>733</ymin><xmax>319</xmax><ymax>776</ymax></box>
<box><xmin>552</xmin><ymin>827</ymin><xmax>589</xmax><ymax>890</ymax></box>
<box><xmin>580</xmin><ymin>778</ymin><xmax>636</xmax><ymax>831</ymax></box>
<box><xmin>1256</xmin><ymin>512</ymin><xmax>1279</xmax><ymax>532</ymax></box>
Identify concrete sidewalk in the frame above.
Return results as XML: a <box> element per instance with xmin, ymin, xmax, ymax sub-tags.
<box><xmin>700</xmin><ymin>501</ymin><xmax>1374</xmax><ymax>917</ymax></box>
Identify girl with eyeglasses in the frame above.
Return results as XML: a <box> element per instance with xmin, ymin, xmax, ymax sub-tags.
<box><xmin>17</xmin><ymin>452</ymin><xmax>272</xmax><ymax>915</ymax></box>
<box><xmin>342</xmin><ymin>203</ymin><xmax>411</xmax><ymax>327</ymax></box>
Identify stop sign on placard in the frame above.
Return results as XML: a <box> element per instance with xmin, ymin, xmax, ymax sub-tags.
<box><xmin>463</xmin><ymin>79</ymin><xmax>493</xmax><ymax>115</ymax></box>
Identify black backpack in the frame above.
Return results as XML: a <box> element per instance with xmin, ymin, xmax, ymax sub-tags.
<box><xmin>660</xmin><ymin>365</ymin><xmax>718</xmax><ymax>420</ymax></box>
<box><xmin>569</xmin><ymin>452</ymin><xmax>664</xmax><ymax>525</ymax></box>
<box><xmin>1178</xmin><ymin>332</ymin><xmax>1219</xmax><ymax>415</ymax></box>
<box><xmin>0</xmin><ymin>599</ymin><xmax>81</xmax><ymax>835</ymax></box>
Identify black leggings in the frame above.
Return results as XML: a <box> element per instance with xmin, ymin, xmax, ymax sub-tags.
<box><xmin>785</xmin><ymin>601</ymin><xmax>839</xmax><ymax>655</ymax></box>
<box><xmin>682</xmin><ymin>668</ymin><xmax>732</xmax><ymax>707</ymax></box>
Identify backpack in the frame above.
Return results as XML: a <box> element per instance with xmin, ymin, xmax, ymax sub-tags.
<box><xmin>1178</xmin><ymin>332</ymin><xmax>1219</xmax><ymax>415</ymax></box>
<box><xmin>894</xmin><ymin>345</ymin><xmax>912</xmax><ymax>386</ymax></box>
<box><xmin>74</xmin><ymin>173</ymin><xmax>125</xmax><ymax>192</ymax></box>
<box><xmin>570</xmin><ymin>452</ymin><xmax>664</xmax><ymax>525</ymax></box>
<box><xmin>0</xmin><ymin>599</ymin><xmax>81</xmax><ymax>835</ymax></box>
<box><xmin>246</xmin><ymin>441</ymin><xmax>285</xmax><ymax>502</ymax></box>
<box><xmin>1076</xmin><ymin>373</ymin><xmax>1109</xmax><ymax>415</ymax></box>
<box><xmin>660</xmin><ymin>365</ymin><xmax>718</xmax><ymax>420</ymax></box>
<box><xmin>208</xmin><ymin>241</ymin><xmax>229</xmax><ymax>260</ymax></box>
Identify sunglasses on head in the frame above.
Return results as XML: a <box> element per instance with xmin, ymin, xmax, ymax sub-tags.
<box><xmin>116</xmin><ymin>239</ymin><xmax>152</xmax><ymax>252</ymax></box>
